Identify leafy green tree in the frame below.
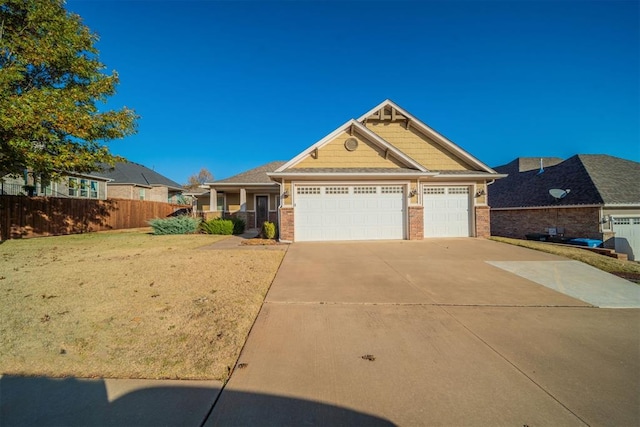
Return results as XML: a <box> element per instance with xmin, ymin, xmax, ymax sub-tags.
<box><xmin>0</xmin><ymin>0</ymin><xmax>137</xmax><ymax>179</ymax></box>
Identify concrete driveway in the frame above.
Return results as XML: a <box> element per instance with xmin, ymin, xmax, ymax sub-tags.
<box><xmin>206</xmin><ymin>239</ymin><xmax>640</xmax><ymax>426</ymax></box>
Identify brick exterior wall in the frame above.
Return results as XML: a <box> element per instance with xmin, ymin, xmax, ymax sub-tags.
<box><xmin>268</xmin><ymin>211</ymin><xmax>278</xmax><ymax>226</ymax></box>
<box><xmin>107</xmin><ymin>185</ymin><xmax>135</xmax><ymax>200</ymax></box>
<box><xmin>408</xmin><ymin>205</ymin><xmax>424</xmax><ymax>240</ymax></box>
<box><xmin>279</xmin><ymin>207</ymin><xmax>294</xmax><ymax>242</ymax></box>
<box><xmin>491</xmin><ymin>207</ymin><xmax>602</xmax><ymax>240</ymax></box>
<box><xmin>475</xmin><ymin>206</ymin><xmax>491</xmax><ymax>238</ymax></box>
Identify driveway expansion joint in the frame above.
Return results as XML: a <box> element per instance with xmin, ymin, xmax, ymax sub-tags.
<box><xmin>264</xmin><ymin>301</ymin><xmax>597</xmax><ymax>308</ymax></box>
<box><xmin>440</xmin><ymin>305</ymin><xmax>592</xmax><ymax>426</ymax></box>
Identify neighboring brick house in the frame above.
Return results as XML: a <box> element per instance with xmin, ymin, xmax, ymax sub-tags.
<box><xmin>1</xmin><ymin>171</ymin><xmax>110</xmax><ymax>199</ymax></box>
<box><xmin>94</xmin><ymin>162</ymin><xmax>184</xmax><ymax>203</ymax></box>
<box><xmin>489</xmin><ymin>155</ymin><xmax>640</xmax><ymax>260</ymax></box>
<box><xmin>202</xmin><ymin>100</ymin><xmax>505</xmax><ymax>241</ymax></box>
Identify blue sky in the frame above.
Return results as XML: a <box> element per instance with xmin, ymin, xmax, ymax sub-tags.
<box><xmin>65</xmin><ymin>0</ymin><xmax>639</xmax><ymax>185</ymax></box>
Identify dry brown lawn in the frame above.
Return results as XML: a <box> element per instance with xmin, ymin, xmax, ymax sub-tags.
<box><xmin>490</xmin><ymin>236</ymin><xmax>640</xmax><ymax>283</ymax></box>
<box><xmin>0</xmin><ymin>229</ymin><xmax>285</xmax><ymax>380</ymax></box>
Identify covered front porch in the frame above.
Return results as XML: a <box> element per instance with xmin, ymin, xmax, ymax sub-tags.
<box><xmin>198</xmin><ymin>184</ymin><xmax>280</xmax><ymax>229</ymax></box>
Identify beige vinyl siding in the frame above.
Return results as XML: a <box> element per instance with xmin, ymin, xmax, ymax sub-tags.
<box><xmin>291</xmin><ymin>131</ymin><xmax>406</xmax><ymax>169</ymax></box>
<box><xmin>365</xmin><ymin>121</ymin><xmax>471</xmax><ymax>171</ymax></box>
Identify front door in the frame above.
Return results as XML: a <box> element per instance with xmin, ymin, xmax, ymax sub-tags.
<box><xmin>256</xmin><ymin>195</ymin><xmax>269</xmax><ymax>228</ymax></box>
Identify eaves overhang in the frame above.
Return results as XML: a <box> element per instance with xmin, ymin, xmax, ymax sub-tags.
<box><xmin>202</xmin><ymin>182</ymin><xmax>278</xmax><ymax>187</ymax></box>
<box><xmin>108</xmin><ymin>182</ymin><xmax>152</xmax><ymax>189</ymax></box>
<box><xmin>267</xmin><ymin>171</ymin><xmax>438</xmax><ymax>180</ymax></box>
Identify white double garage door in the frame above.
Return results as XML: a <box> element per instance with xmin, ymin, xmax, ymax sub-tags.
<box><xmin>294</xmin><ymin>185</ymin><xmax>471</xmax><ymax>242</ymax></box>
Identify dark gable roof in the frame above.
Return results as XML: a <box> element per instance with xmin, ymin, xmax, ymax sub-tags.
<box><xmin>95</xmin><ymin>162</ymin><xmax>182</xmax><ymax>190</ymax></box>
<box><xmin>489</xmin><ymin>155</ymin><xmax>640</xmax><ymax>208</ymax></box>
<box><xmin>516</xmin><ymin>157</ymin><xmax>564</xmax><ymax>172</ymax></box>
<box><xmin>578</xmin><ymin>155</ymin><xmax>640</xmax><ymax>204</ymax></box>
<box><xmin>214</xmin><ymin>161</ymin><xmax>286</xmax><ymax>184</ymax></box>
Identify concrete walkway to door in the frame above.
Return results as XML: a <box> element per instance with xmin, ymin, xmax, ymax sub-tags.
<box><xmin>206</xmin><ymin>239</ymin><xmax>640</xmax><ymax>426</ymax></box>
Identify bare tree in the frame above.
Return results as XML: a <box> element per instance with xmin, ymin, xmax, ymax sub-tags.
<box><xmin>184</xmin><ymin>168</ymin><xmax>213</xmax><ymax>191</ymax></box>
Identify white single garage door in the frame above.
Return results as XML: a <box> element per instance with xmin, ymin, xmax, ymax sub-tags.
<box><xmin>613</xmin><ymin>217</ymin><xmax>640</xmax><ymax>261</ymax></box>
<box><xmin>294</xmin><ymin>185</ymin><xmax>405</xmax><ymax>242</ymax></box>
<box><xmin>423</xmin><ymin>186</ymin><xmax>471</xmax><ymax>237</ymax></box>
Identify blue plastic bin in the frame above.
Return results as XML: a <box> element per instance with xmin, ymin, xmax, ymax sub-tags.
<box><xmin>568</xmin><ymin>238</ymin><xmax>603</xmax><ymax>248</ymax></box>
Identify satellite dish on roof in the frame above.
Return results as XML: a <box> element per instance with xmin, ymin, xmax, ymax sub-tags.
<box><xmin>549</xmin><ymin>188</ymin><xmax>571</xmax><ymax>200</ymax></box>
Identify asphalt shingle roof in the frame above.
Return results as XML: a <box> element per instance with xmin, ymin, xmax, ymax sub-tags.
<box><xmin>95</xmin><ymin>162</ymin><xmax>182</xmax><ymax>190</ymax></box>
<box><xmin>489</xmin><ymin>154</ymin><xmax>640</xmax><ymax>208</ymax></box>
<box><xmin>213</xmin><ymin>161</ymin><xmax>286</xmax><ymax>184</ymax></box>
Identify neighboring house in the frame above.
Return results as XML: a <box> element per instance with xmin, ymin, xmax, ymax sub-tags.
<box><xmin>0</xmin><ymin>171</ymin><xmax>110</xmax><ymax>200</ymax></box>
<box><xmin>489</xmin><ymin>155</ymin><xmax>640</xmax><ymax>260</ymax></box>
<box><xmin>94</xmin><ymin>162</ymin><xmax>185</xmax><ymax>203</ymax></box>
<box><xmin>202</xmin><ymin>99</ymin><xmax>505</xmax><ymax>241</ymax></box>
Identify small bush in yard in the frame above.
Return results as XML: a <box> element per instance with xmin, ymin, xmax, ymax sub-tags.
<box><xmin>261</xmin><ymin>221</ymin><xmax>277</xmax><ymax>239</ymax></box>
<box><xmin>201</xmin><ymin>218</ymin><xmax>234</xmax><ymax>235</ymax></box>
<box><xmin>230</xmin><ymin>217</ymin><xmax>246</xmax><ymax>235</ymax></box>
<box><xmin>149</xmin><ymin>216</ymin><xmax>201</xmax><ymax>235</ymax></box>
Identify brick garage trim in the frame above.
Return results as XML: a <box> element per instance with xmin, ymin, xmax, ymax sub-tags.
<box><xmin>279</xmin><ymin>207</ymin><xmax>294</xmax><ymax>242</ymax></box>
<box><xmin>475</xmin><ymin>206</ymin><xmax>491</xmax><ymax>238</ymax></box>
<box><xmin>408</xmin><ymin>205</ymin><xmax>423</xmax><ymax>240</ymax></box>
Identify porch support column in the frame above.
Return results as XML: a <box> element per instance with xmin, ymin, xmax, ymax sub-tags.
<box><xmin>240</xmin><ymin>188</ymin><xmax>247</xmax><ymax>212</ymax></box>
<box><xmin>209</xmin><ymin>188</ymin><xmax>217</xmax><ymax>211</ymax></box>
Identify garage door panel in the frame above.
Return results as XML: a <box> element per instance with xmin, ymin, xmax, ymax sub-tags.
<box><xmin>423</xmin><ymin>186</ymin><xmax>471</xmax><ymax>238</ymax></box>
<box><xmin>613</xmin><ymin>217</ymin><xmax>639</xmax><ymax>261</ymax></box>
<box><xmin>295</xmin><ymin>186</ymin><xmax>405</xmax><ymax>242</ymax></box>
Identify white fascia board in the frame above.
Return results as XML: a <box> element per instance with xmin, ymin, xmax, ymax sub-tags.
<box><xmin>358</xmin><ymin>99</ymin><xmax>497</xmax><ymax>174</ymax></box>
<box><xmin>202</xmin><ymin>182</ymin><xmax>277</xmax><ymax>187</ymax></box>
<box><xmin>109</xmin><ymin>182</ymin><xmax>152</xmax><ymax>189</ymax></box>
<box><xmin>275</xmin><ymin>119</ymin><xmax>356</xmax><ymax>172</ymax></box>
<box><xmin>428</xmin><ymin>173</ymin><xmax>508</xmax><ymax>180</ymax></box>
<box><xmin>67</xmin><ymin>172</ymin><xmax>113</xmax><ymax>182</ymax></box>
<box><xmin>352</xmin><ymin>121</ymin><xmax>426</xmax><ymax>171</ymax></box>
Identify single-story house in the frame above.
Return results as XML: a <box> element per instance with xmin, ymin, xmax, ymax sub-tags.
<box><xmin>202</xmin><ymin>99</ymin><xmax>505</xmax><ymax>242</ymax></box>
<box><xmin>94</xmin><ymin>162</ymin><xmax>185</xmax><ymax>203</ymax></box>
<box><xmin>489</xmin><ymin>155</ymin><xmax>640</xmax><ymax>260</ymax></box>
<box><xmin>1</xmin><ymin>171</ymin><xmax>111</xmax><ymax>199</ymax></box>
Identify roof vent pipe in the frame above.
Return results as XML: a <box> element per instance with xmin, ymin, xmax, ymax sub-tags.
<box><xmin>537</xmin><ymin>158</ymin><xmax>544</xmax><ymax>175</ymax></box>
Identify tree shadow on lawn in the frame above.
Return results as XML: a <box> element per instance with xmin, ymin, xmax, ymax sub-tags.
<box><xmin>0</xmin><ymin>375</ymin><xmax>393</xmax><ymax>426</ymax></box>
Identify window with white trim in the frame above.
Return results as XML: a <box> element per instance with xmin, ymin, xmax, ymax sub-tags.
<box><xmin>614</xmin><ymin>217</ymin><xmax>639</xmax><ymax>225</ymax></box>
<box><xmin>139</xmin><ymin>188</ymin><xmax>145</xmax><ymax>200</ymax></box>
<box><xmin>354</xmin><ymin>186</ymin><xmax>376</xmax><ymax>194</ymax></box>
<box><xmin>424</xmin><ymin>187</ymin><xmax>445</xmax><ymax>195</ymax></box>
<box><xmin>297</xmin><ymin>187</ymin><xmax>321</xmax><ymax>195</ymax></box>
<box><xmin>381</xmin><ymin>186</ymin><xmax>403</xmax><ymax>194</ymax></box>
<box><xmin>326</xmin><ymin>186</ymin><xmax>349</xmax><ymax>194</ymax></box>
<box><xmin>68</xmin><ymin>178</ymin><xmax>78</xmax><ymax>197</ymax></box>
<box><xmin>449</xmin><ymin>187</ymin><xmax>469</xmax><ymax>194</ymax></box>
<box><xmin>80</xmin><ymin>179</ymin><xmax>88</xmax><ymax>197</ymax></box>
<box><xmin>90</xmin><ymin>181</ymin><xmax>98</xmax><ymax>198</ymax></box>
<box><xmin>216</xmin><ymin>194</ymin><xmax>224</xmax><ymax>211</ymax></box>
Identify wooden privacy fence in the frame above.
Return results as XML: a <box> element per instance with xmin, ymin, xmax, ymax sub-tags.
<box><xmin>0</xmin><ymin>195</ymin><xmax>189</xmax><ymax>240</ymax></box>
